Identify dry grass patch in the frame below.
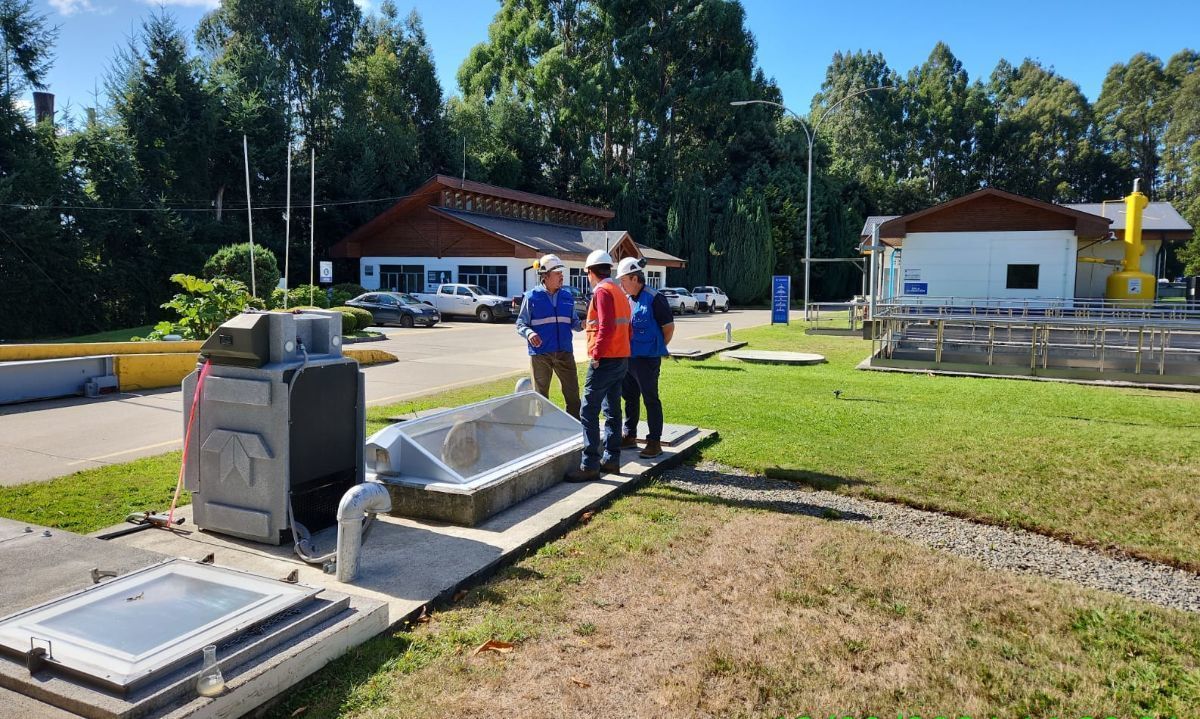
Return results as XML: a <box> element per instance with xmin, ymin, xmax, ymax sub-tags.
<box><xmin>267</xmin><ymin>486</ymin><xmax>1200</xmax><ymax>719</ymax></box>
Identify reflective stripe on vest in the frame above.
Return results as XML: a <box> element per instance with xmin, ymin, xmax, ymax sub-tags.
<box><xmin>629</xmin><ymin>287</ymin><xmax>668</xmax><ymax>358</ymax></box>
<box><xmin>526</xmin><ymin>286</ymin><xmax>576</xmax><ymax>356</ymax></box>
<box><xmin>586</xmin><ymin>279</ymin><xmax>632</xmax><ymax>358</ymax></box>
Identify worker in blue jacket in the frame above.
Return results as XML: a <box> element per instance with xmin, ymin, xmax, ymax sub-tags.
<box><xmin>516</xmin><ymin>253</ymin><xmax>583</xmax><ymax>418</ymax></box>
<box><xmin>614</xmin><ymin>257</ymin><xmax>674</xmax><ymax>458</ymax></box>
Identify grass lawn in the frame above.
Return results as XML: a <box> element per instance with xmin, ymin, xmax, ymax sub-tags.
<box><xmin>42</xmin><ymin>325</ymin><xmax>157</xmax><ymax>343</ymax></box>
<box><xmin>665</xmin><ymin>323</ymin><xmax>1200</xmax><ymax>570</ymax></box>
<box><xmin>262</xmin><ymin>484</ymin><xmax>1200</xmax><ymax>719</ymax></box>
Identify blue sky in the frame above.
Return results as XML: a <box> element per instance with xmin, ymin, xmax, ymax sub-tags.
<box><xmin>28</xmin><ymin>0</ymin><xmax>1200</xmax><ymax>120</ymax></box>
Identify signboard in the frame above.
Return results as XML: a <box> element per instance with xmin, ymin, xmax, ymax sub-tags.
<box><xmin>771</xmin><ymin>276</ymin><xmax>790</xmax><ymax>324</ymax></box>
<box><xmin>318</xmin><ymin>261</ymin><xmax>333</xmax><ymax>285</ymax></box>
<box><xmin>904</xmin><ymin>268</ymin><xmax>921</xmax><ymax>281</ymax></box>
<box><xmin>903</xmin><ymin>282</ymin><xmax>929</xmax><ymax>295</ymax></box>
<box><xmin>1127</xmin><ymin>277</ymin><xmax>1142</xmax><ymax>295</ymax></box>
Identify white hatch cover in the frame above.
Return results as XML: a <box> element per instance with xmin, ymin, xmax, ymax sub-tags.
<box><xmin>0</xmin><ymin>560</ymin><xmax>317</xmax><ymax>692</ymax></box>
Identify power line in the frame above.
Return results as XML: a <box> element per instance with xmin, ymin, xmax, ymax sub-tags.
<box><xmin>0</xmin><ymin>189</ymin><xmax>439</xmax><ymax>214</ymax></box>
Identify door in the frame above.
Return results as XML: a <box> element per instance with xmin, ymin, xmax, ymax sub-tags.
<box><xmin>377</xmin><ymin>294</ymin><xmax>402</xmax><ymax>323</ymax></box>
<box><xmin>456</xmin><ymin>286</ymin><xmax>477</xmax><ymax>313</ymax></box>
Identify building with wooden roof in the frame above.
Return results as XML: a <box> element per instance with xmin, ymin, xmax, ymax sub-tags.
<box><xmin>858</xmin><ymin>188</ymin><xmax>1193</xmax><ymax>302</ymax></box>
<box><xmin>331</xmin><ymin>175</ymin><xmax>685</xmax><ymax>298</ymax></box>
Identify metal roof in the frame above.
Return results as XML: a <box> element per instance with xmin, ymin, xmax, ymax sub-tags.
<box><xmin>1064</xmin><ymin>201</ymin><xmax>1192</xmax><ymax>236</ymax></box>
<box><xmin>861</xmin><ymin>200</ymin><xmax>1192</xmax><ymax>240</ymax></box>
<box><xmin>434</xmin><ymin>208</ymin><xmax>685</xmax><ymax>263</ymax></box>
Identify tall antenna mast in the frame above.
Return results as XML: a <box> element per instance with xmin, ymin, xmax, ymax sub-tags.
<box><xmin>243</xmin><ymin>135</ymin><xmax>257</xmax><ymax>297</ymax></box>
<box><xmin>283</xmin><ymin>144</ymin><xmax>292</xmax><ymax>308</ymax></box>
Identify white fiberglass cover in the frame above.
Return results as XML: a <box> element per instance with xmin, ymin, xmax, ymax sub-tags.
<box><xmin>367</xmin><ymin>391</ymin><xmax>582</xmax><ymax>487</ymax></box>
<box><xmin>0</xmin><ymin>560</ymin><xmax>316</xmax><ymax>690</ymax></box>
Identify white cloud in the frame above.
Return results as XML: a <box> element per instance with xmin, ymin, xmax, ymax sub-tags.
<box><xmin>354</xmin><ymin>0</ymin><xmax>372</xmax><ymax>13</ymax></box>
<box><xmin>49</xmin><ymin>0</ymin><xmax>95</xmax><ymax>15</ymax></box>
<box><xmin>141</xmin><ymin>0</ymin><xmax>220</xmax><ymax>8</ymax></box>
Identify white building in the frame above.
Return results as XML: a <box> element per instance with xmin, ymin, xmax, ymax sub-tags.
<box><xmin>331</xmin><ymin>175</ymin><xmax>685</xmax><ymax>299</ymax></box>
<box><xmin>860</xmin><ymin>188</ymin><xmax>1193</xmax><ymax>304</ymax></box>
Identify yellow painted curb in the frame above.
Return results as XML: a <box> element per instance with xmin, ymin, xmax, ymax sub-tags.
<box><xmin>114</xmin><ymin>353</ymin><xmax>199</xmax><ymax>392</ymax></box>
<box><xmin>344</xmin><ymin>348</ymin><xmax>398</xmax><ymax>366</ymax></box>
<box><xmin>0</xmin><ymin>341</ymin><xmax>203</xmax><ymax>362</ymax></box>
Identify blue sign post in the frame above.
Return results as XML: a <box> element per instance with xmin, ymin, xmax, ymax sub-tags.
<box><xmin>771</xmin><ymin>275</ymin><xmax>791</xmax><ymax>324</ymax></box>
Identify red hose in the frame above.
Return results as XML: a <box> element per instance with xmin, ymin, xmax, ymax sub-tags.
<box><xmin>168</xmin><ymin>361</ymin><xmax>212</xmax><ymax>525</ymax></box>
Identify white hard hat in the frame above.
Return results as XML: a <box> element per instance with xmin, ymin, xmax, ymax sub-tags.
<box><xmin>584</xmin><ymin>249</ymin><xmax>614</xmax><ymax>270</ymax></box>
<box><xmin>615</xmin><ymin>256</ymin><xmax>643</xmax><ymax>279</ymax></box>
<box><xmin>536</xmin><ymin>253</ymin><xmax>565</xmax><ymax>275</ymax></box>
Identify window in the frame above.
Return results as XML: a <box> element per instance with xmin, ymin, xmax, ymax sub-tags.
<box><xmin>1006</xmin><ymin>264</ymin><xmax>1039</xmax><ymax>290</ymax></box>
<box><xmin>361</xmin><ymin>294</ymin><xmax>379</xmax><ymax>303</ymax></box>
<box><xmin>457</xmin><ymin>286</ymin><xmax>473</xmax><ymax>297</ymax></box>
<box><xmin>379</xmin><ymin>264</ymin><xmax>423</xmax><ymax>293</ymax></box>
<box><xmin>379</xmin><ymin>294</ymin><xmax>398</xmax><ymax>306</ymax></box>
<box><xmin>569</xmin><ymin>268</ymin><xmax>588</xmax><ymax>292</ymax></box>
<box><xmin>646</xmin><ymin>271</ymin><xmax>663</xmax><ymax>289</ymax></box>
<box><xmin>459</xmin><ymin>265</ymin><xmax>508</xmax><ymax>297</ymax></box>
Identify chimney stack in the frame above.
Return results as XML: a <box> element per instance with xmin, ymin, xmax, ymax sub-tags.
<box><xmin>32</xmin><ymin>92</ymin><xmax>54</xmax><ymax>125</ymax></box>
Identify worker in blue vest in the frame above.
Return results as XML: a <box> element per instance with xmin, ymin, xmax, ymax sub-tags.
<box><xmin>516</xmin><ymin>253</ymin><xmax>583</xmax><ymax>418</ymax></box>
<box><xmin>614</xmin><ymin>257</ymin><xmax>674</xmax><ymax>458</ymax></box>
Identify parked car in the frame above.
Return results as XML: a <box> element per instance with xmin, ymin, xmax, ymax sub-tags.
<box><xmin>692</xmin><ymin>286</ymin><xmax>730</xmax><ymax>313</ymax></box>
<box><xmin>347</xmin><ymin>292</ymin><xmax>440</xmax><ymax>327</ymax></box>
<box><xmin>661</xmin><ymin>287</ymin><xmax>699</xmax><ymax>315</ymax></box>
<box><xmin>414</xmin><ymin>284</ymin><xmax>512</xmax><ymax>323</ymax></box>
<box><xmin>509</xmin><ymin>285</ymin><xmax>589</xmax><ymax>319</ymax></box>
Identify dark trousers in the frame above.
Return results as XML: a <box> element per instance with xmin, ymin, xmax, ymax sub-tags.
<box><xmin>530</xmin><ymin>351</ymin><xmax>580</xmax><ymax>419</ymax></box>
<box><xmin>579</xmin><ymin>357</ymin><xmax>627</xmax><ymax>470</ymax></box>
<box><xmin>622</xmin><ymin>356</ymin><xmax>663</xmax><ymax>441</ymax></box>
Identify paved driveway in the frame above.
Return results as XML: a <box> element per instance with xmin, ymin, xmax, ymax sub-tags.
<box><xmin>0</xmin><ymin>309</ymin><xmax>775</xmax><ymax>486</ymax></box>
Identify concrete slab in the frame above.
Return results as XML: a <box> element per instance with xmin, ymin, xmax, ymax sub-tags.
<box><xmin>668</xmin><ymin>339</ymin><xmax>747</xmax><ymax>360</ymax></box>
<box><xmin>0</xmin><ymin>517</ymin><xmax>168</xmax><ymax>612</ymax></box>
<box><xmin>630</xmin><ymin>422</ymin><xmax>697</xmax><ymax>447</ymax></box>
<box><xmin>721</xmin><ymin>350</ymin><xmax>826</xmax><ymax>365</ymax></box>
<box><xmin>101</xmin><ymin>428</ymin><xmax>716</xmax><ymax>626</ymax></box>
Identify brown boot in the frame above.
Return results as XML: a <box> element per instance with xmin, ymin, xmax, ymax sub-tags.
<box><xmin>638</xmin><ymin>440</ymin><xmax>663</xmax><ymax>459</ymax></box>
<box><xmin>565</xmin><ymin>467</ymin><xmax>601</xmax><ymax>482</ymax></box>
<box><xmin>620</xmin><ymin>434</ymin><xmax>638</xmax><ymax>449</ymax></box>
<box><xmin>599</xmin><ymin>459</ymin><xmax>621</xmax><ymax>474</ymax></box>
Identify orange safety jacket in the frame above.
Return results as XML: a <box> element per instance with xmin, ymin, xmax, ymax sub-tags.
<box><xmin>585</xmin><ymin>278</ymin><xmax>631</xmax><ymax>359</ymax></box>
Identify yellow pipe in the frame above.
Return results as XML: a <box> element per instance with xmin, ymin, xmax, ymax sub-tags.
<box><xmin>1121</xmin><ymin>185</ymin><xmax>1149</xmax><ymax>272</ymax></box>
<box><xmin>0</xmin><ymin>341</ymin><xmax>203</xmax><ymax>362</ymax></box>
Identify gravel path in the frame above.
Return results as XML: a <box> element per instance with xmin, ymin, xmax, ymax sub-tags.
<box><xmin>661</xmin><ymin>462</ymin><xmax>1200</xmax><ymax>614</ymax></box>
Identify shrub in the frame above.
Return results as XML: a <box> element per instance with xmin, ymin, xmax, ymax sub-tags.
<box><xmin>283</xmin><ymin>285</ymin><xmax>329</xmax><ymax>308</ymax></box>
<box><xmin>142</xmin><ymin>274</ymin><xmax>251</xmax><ymax>340</ymax></box>
<box><xmin>203</xmin><ymin>243</ymin><xmax>281</xmax><ymax>297</ymax></box>
<box><xmin>332</xmin><ymin>305</ymin><xmax>374</xmax><ymax>331</ymax></box>
<box><xmin>331</xmin><ymin>283</ymin><xmax>366</xmax><ymax>306</ymax></box>
<box><xmin>337</xmin><ymin>311</ymin><xmax>356</xmax><ymax>334</ymax></box>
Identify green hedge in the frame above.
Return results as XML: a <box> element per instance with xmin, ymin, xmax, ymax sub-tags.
<box><xmin>332</xmin><ymin>305</ymin><xmax>374</xmax><ymax>331</ymax></box>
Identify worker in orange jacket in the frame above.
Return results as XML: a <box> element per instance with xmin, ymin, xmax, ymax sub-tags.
<box><xmin>566</xmin><ymin>250</ymin><xmax>631</xmax><ymax>481</ymax></box>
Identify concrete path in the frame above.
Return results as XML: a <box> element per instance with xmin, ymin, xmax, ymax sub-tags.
<box><xmin>0</xmin><ymin>310</ymin><xmax>779</xmax><ymax>486</ymax></box>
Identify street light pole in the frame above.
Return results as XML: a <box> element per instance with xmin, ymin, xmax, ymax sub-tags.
<box><xmin>732</xmin><ymin>85</ymin><xmax>894</xmax><ymax>320</ymax></box>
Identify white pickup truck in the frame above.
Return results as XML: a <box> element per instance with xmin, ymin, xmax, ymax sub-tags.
<box><xmin>691</xmin><ymin>286</ymin><xmax>730</xmax><ymax>313</ymax></box>
<box><xmin>414</xmin><ymin>284</ymin><xmax>513</xmax><ymax>323</ymax></box>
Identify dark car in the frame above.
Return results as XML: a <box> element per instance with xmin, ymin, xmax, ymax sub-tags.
<box><xmin>346</xmin><ymin>292</ymin><xmax>440</xmax><ymax>328</ymax></box>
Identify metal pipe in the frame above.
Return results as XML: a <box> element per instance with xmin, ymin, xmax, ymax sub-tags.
<box><xmin>335</xmin><ymin>482</ymin><xmax>392</xmax><ymax>583</ymax></box>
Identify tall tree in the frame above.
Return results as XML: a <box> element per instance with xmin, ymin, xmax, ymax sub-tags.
<box><xmin>1096</xmin><ymin>52</ymin><xmax>1170</xmax><ymax>195</ymax></box>
<box><xmin>902</xmin><ymin>42</ymin><xmax>989</xmax><ymax>202</ymax></box>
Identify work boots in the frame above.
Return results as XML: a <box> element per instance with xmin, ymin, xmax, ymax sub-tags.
<box><xmin>620</xmin><ymin>434</ymin><xmax>638</xmax><ymax>449</ymax></box>
<box><xmin>638</xmin><ymin>440</ymin><xmax>663</xmax><ymax>459</ymax></box>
